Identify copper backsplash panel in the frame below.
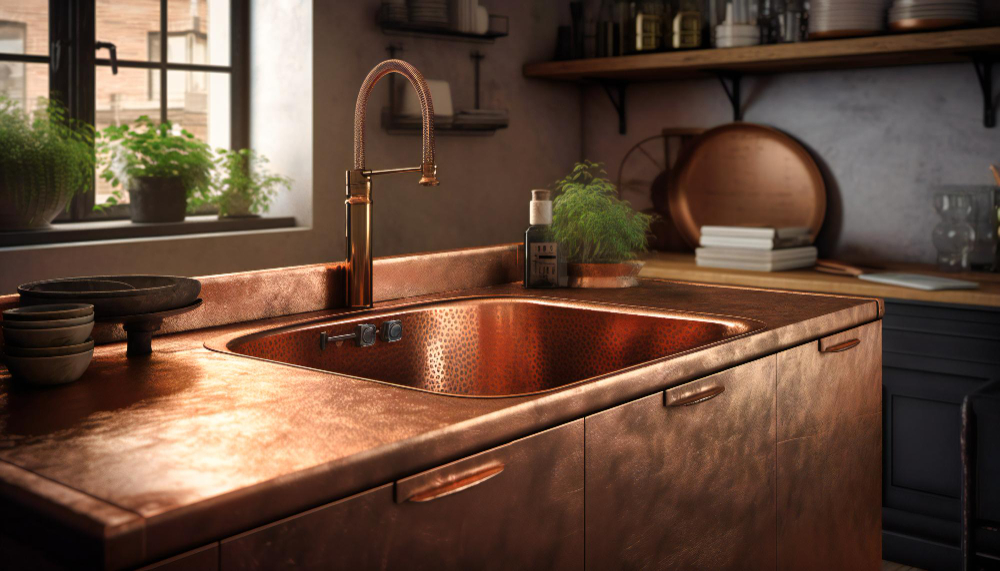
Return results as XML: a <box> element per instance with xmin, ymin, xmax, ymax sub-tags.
<box><xmin>0</xmin><ymin>244</ymin><xmax>522</xmax><ymax>350</ymax></box>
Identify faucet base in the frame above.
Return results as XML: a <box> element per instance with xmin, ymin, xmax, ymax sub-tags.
<box><xmin>346</xmin><ymin>169</ymin><xmax>373</xmax><ymax>308</ymax></box>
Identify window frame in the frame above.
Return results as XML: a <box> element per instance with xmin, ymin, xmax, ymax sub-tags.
<box><xmin>0</xmin><ymin>0</ymin><xmax>250</xmax><ymax>222</ymax></box>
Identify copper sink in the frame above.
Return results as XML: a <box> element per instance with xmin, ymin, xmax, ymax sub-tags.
<box><xmin>222</xmin><ymin>297</ymin><xmax>760</xmax><ymax>397</ymax></box>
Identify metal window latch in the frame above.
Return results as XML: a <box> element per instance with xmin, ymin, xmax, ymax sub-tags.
<box><xmin>51</xmin><ymin>39</ymin><xmax>69</xmax><ymax>73</ymax></box>
<box><xmin>95</xmin><ymin>41</ymin><xmax>118</xmax><ymax>75</ymax></box>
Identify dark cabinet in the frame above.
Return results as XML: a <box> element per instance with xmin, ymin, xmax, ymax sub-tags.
<box><xmin>219</xmin><ymin>419</ymin><xmax>584</xmax><ymax>571</ymax></box>
<box><xmin>584</xmin><ymin>356</ymin><xmax>777</xmax><ymax>570</ymax></box>
<box><xmin>881</xmin><ymin>300</ymin><xmax>1000</xmax><ymax>571</ymax></box>
<box><xmin>775</xmin><ymin>321</ymin><xmax>882</xmax><ymax>571</ymax></box>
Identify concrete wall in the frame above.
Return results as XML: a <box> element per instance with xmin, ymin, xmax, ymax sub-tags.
<box><xmin>0</xmin><ymin>0</ymin><xmax>579</xmax><ymax>293</ymax></box>
<box><xmin>313</xmin><ymin>0</ymin><xmax>580</xmax><ymax>258</ymax></box>
<box><xmin>582</xmin><ymin>63</ymin><xmax>1000</xmax><ymax>265</ymax></box>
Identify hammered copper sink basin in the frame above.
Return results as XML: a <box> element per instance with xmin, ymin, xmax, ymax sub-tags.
<box><xmin>223</xmin><ymin>297</ymin><xmax>760</xmax><ymax>397</ymax></box>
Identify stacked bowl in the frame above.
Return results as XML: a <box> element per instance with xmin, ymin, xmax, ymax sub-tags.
<box><xmin>1</xmin><ymin>304</ymin><xmax>95</xmax><ymax>385</ymax></box>
<box><xmin>889</xmin><ymin>0</ymin><xmax>980</xmax><ymax>31</ymax></box>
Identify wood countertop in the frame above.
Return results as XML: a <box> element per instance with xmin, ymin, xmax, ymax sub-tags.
<box><xmin>0</xmin><ymin>245</ymin><xmax>882</xmax><ymax>570</ymax></box>
<box><xmin>640</xmin><ymin>252</ymin><xmax>1000</xmax><ymax>308</ymax></box>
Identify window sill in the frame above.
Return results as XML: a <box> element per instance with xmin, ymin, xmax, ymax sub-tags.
<box><xmin>0</xmin><ymin>215</ymin><xmax>298</xmax><ymax>249</ymax></box>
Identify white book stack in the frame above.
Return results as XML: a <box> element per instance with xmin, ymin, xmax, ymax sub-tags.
<box><xmin>696</xmin><ymin>226</ymin><xmax>817</xmax><ymax>271</ymax></box>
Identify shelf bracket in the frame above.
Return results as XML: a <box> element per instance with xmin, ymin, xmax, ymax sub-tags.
<box><xmin>716</xmin><ymin>72</ymin><xmax>743</xmax><ymax>122</ymax></box>
<box><xmin>973</xmin><ymin>57</ymin><xmax>996</xmax><ymax>128</ymax></box>
<box><xmin>601</xmin><ymin>81</ymin><xmax>627</xmax><ymax>134</ymax></box>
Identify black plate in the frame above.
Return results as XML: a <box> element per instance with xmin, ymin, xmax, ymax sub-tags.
<box><xmin>18</xmin><ymin>275</ymin><xmax>201</xmax><ymax>318</ymax></box>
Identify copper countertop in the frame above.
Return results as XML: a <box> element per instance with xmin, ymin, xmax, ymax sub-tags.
<box><xmin>0</xmin><ymin>246</ymin><xmax>881</xmax><ymax>568</ymax></box>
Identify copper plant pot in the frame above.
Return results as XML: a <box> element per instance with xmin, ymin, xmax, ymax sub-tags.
<box><xmin>0</xmin><ymin>177</ymin><xmax>74</xmax><ymax>231</ymax></box>
<box><xmin>567</xmin><ymin>261</ymin><xmax>644</xmax><ymax>289</ymax></box>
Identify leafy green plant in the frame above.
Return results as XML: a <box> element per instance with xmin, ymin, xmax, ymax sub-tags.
<box><xmin>551</xmin><ymin>160</ymin><xmax>654</xmax><ymax>263</ymax></box>
<box><xmin>209</xmin><ymin>148</ymin><xmax>291</xmax><ymax>217</ymax></box>
<box><xmin>95</xmin><ymin>116</ymin><xmax>214</xmax><ymax>212</ymax></box>
<box><xmin>0</xmin><ymin>96</ymin><xmax>94</xmax><ymax>218</ymax></box>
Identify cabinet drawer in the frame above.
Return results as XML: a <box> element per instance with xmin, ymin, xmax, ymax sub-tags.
<box><xmin>777</xmin><ymin>321</ymin><xmax>881</xmax><ymax>442</ymax></box>
<box><xmin>220</xmin><ymin>420</ymin><xmax>584</xmax><ymax>571</ymax></box>
<box><xmin>585</xmin><ymin>357</ymin><xmax>776</xmax><ymax>570</ymax></box>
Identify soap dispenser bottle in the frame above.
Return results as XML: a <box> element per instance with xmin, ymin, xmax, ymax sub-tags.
<box><xmin>524</xmin><ymin>189</ymin><xmax>567</xmax><ymax>288</ymax></box>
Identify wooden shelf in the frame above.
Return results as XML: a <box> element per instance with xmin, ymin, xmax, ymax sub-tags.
<box><xmin>523</xmin><ymin>27</ymin><xmax>1000</xmax><ymax>82</ymax></box>
<box><xmin>639</xmin><ymin>252</ymin><xmax>1000</xmax><ymax>308</ymax></box>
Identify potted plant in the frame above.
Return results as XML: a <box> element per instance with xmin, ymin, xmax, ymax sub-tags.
<box><xmin>551</xmin><ymin>161</ymin><xmax>655</xmax><ymax>288</ymax></box>
<box><xmin>208</xmin><ymin>148</ymin><xmax>291</xmax><ymax>218</ymax></box>
<box><xmin>96</xmin><ymin>116</ymin><xmax>213</xmax><ymax>223</ymax></box>
<box><xmin>0</xmin><ymin>96</ymin><xmax>94</xmax><ymax>231</ymax></box>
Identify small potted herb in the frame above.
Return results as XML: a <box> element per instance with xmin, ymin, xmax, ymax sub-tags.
<box><xmin>96</xmin><ymin>116</ymin><xmax>213</xmax><ymax>223</ymax></box>
<box><xmin>551</xmin><ymin>161</ymin><xmax>655</xmax><ymax>288</ymax></box>
<box><xmin>209</xmin><ymin>148</ymin><xmax>291</xmax><ymax>218</ymax></box>
<box><xmin>0</xmin><ymin>96</ymin><xmax>94</xmax><ymax>231</ymax></box>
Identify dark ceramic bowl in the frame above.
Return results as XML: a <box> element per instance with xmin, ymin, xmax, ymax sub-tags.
<box><xmin>1</xmin><ymin>314</ymin><xmax>94</xmax><ymax>329</ymax></box>
<box><xmin>18</xmin><ymin>276</ymin><xmax>201</xmax><ymax>318</ymax></box>
<box><xmin>3</xmin><ymin>303</ymin><xmax>95</xmax><ymax>321</ymax></box>
<box><xmin>2</xmin><ymin>347</ymin><xmax>94</xmax><ymax>385</ymax></box>
<box><xmin>3</xmin><ymin>338</ymin><xmax>94</xmax><ymax>358</ymax></box>
<box><xmin>1</xmin><ymin>321</ymin><xmax>95</xmax><ymax>348</ymax></box>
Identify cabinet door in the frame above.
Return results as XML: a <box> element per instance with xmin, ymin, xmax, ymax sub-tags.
<box><xmin>776</xmin><ymin>321</ymin><xmax>882</xmax><ymax>571</ymax></box>
<box><xmin>220</xmin><ymin>419</ymin><xmax>584</xmax><ymax>571</ymax></box>
<box><xmin>585</xmin><ymin>357</ymin><xmax>777</xmax><ymax>570</ymax></box>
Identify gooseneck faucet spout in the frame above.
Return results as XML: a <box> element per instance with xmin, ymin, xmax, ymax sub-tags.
<box><xmin>347</xmin><ymin>59</ymin><xmax>438</xmax><ymax>308</ymax></box>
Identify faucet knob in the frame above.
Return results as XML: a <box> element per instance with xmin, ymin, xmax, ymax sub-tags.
<box><xmin>419</xmin><ymin>163</ymin><xmax>439</xmax><ymax>187</ymax></box>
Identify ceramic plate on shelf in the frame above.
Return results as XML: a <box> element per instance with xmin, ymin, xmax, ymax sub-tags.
<box><xmin>667</xmin><ymin>123</ymin><xmax>826</xmax><ymax>248</ymax></box>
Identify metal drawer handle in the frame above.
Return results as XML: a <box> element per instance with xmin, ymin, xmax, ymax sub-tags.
<box><xmin>406</xmin><ymin>465</ymin><xmax>505</xmax><ymax>503</ymax></box>
<box><xmin>666</xmin><ymin>385</ymin><xmax>725</xmax><ymax>407</ymax></box>
<box><xmin>821</xmin><ymin>339</ymin><xmax>861</xmax><ymax>353</ymax></box>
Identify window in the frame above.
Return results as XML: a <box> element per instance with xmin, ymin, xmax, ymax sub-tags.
<box><xmin>0</xmin><ymin>0</ymin><xmax>248</xmax><ymax>221</ymax></box>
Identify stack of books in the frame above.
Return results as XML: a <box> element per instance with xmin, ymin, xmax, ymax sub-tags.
<box><xmin>695</xmin><ymin>226</ymin><xmax>817</xmax><ymax>271</ymax></box>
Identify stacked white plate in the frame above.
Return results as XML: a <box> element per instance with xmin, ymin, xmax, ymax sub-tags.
<box><xmin>889</xmin><ymin>0</ymin><xmax>979</xmax><ymax>30</ymax></box>
<box><xmin>715</xmin><ymin>24</ymin><xmax>761</xmax><ymax>48</ymax></box>
<box><xmin>409</xmin><ymin>0</ymin><xmax>449</xmax><ymax>27</ymax></box>
<box><xmin>809</xmin><ymin>0</ymin><xmax>891</xmax><ymax>38</ymax></box>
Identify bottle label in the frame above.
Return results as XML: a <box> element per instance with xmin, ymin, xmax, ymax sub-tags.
<box><xmin>530</xmin><ymin>242</ymin><xmax>560</xmax><ymax>285</ymax></box>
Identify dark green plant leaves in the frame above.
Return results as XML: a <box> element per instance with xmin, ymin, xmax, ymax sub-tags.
<box><xmin>0</xmin><ymin>96</ymin><xmax>95</xmax><ymax>215</ymax></box>
<box><xmin>551</xmin><ymin>160</ymin><xmax>655</xmax><ymax>264</ymax></box>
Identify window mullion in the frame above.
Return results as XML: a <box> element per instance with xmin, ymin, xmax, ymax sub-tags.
<box><xmin>160</xmin><ymin>0</ymin><xmax>167</xmax><ymax>124</ymax></box>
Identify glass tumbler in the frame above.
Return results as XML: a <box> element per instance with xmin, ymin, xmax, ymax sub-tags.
<box><xmin>932</xmin><ymin>193</ymin><xmax>976</xmax><ymax>272</ymax></box>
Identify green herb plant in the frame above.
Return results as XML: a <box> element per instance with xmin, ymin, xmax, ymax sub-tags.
<box><xmin>551</xmin><ymin>160</ymin><xmax>654</xmax><ymax>264</ymax></box>
<box><xmin>211</xmin><ymin>148</ymin><xmax>291</xmax><ymax>217</ymax></box>
<box><xmin>0</xmin><ymin>96</ymin><xmax>94</xmax><ymax>220</ymax></box>
<box><xmin>95</xmin><ymin>116</ymin><xmax>214</xmax><ymax>212</ymax></box>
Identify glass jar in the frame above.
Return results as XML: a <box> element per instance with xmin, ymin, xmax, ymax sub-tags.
<box><xmin>932</xmin><ymin>193</ymin><xmax>976</xmax><ymax>272</ymax></box>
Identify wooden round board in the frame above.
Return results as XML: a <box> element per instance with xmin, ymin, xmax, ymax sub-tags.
<box><xmin>667</xmin><ymin>123</ymin><xmax>826</xmax><ymax>247</ymax></box>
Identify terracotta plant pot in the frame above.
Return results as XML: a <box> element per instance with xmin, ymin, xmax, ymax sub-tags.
<box><xmin>0</xmin><ymin>178</ymin><xmax>71</xmax><ymax>231</ymax></box>
<box><xmin>567</xmin><ymin>261</ymin><xmax>644</xmax><ymax>288</ymax></box>
<box><xmin>128</xmin><ymin>176</ymin><xmax>186</xmax><ymax>223</ymax></box>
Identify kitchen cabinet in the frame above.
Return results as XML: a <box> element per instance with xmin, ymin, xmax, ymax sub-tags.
<box><xmin>138</xmin><ymin>544</ymin><xmax>218</xmax><ymax>571</ymax></box>
<box><xmin>213</xmin><ymin>326</ymin><xmax>882</xmax><ymax>571</ymax></box>
<box><xmin>585</xmin><ymin>356</ymin><xmax>778</xmax><ymax>570</ymax></box>
<box><xmin>219</xmin><ymin>419</ymin><xmax>584</xmax><ymax>571</ymax></box>
<box><xmin>881</xmin><ymin>300</ymin><xmax>1000</xmax><ymax>571</ymax></box>
<box><xmin>776</xmin><ymin>322</ymin><xmax>882</xmax><ymax>570</ymax></box>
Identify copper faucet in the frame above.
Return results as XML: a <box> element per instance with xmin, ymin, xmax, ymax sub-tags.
<box><xmin>346</xmin><ymin>59</ymin><xmax>438</xmax><ymax>309</ymax></box>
